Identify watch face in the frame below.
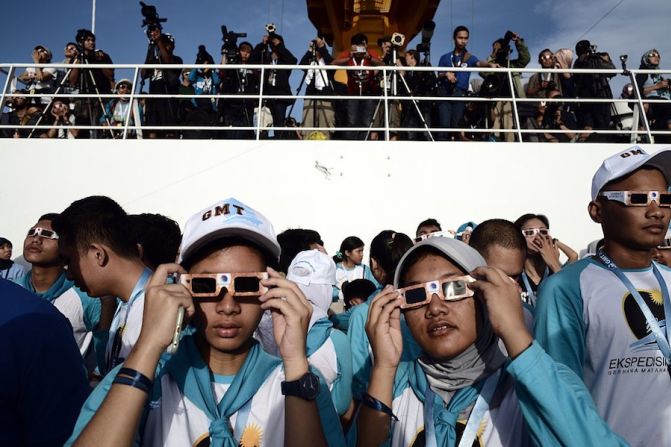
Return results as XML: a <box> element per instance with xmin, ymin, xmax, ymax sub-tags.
<box><xmin>301</xmin><ymin>372</ymin><xmax>320</xmax><ymax>398</ymax></box>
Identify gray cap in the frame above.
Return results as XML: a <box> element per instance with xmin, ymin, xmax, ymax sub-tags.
<box><xmin>393</xmin><ymin>237</ymin><xmax>486</xmax><ymax>288</ymax></box>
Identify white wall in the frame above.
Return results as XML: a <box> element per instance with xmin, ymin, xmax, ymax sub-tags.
<box><xmin>2</xmin><ymin>139</ymin><xmax>662</xmax><ymax>258</ymax></box>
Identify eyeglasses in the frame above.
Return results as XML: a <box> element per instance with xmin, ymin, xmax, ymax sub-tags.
<box><xmin>397</xmin><ymin>276</ymin><xmax>475</xmax><ymax>309</ymax></box>
<box><xmin>413</xmin><ymin>231</ymin><xmax>448</xmax><ymax>244</ymax></box>
<box><xmin>521</xmin><ymin>228</ymin><xmax>550</xmax><ymax>237</ymax></box>
<box><xmin>599</xmin><ymin>190</ymin><xmax>671</xmax><ymax>207</ymax></box>
<box><xmin>650</xmin><ymin>53</ymin><xmax>660</xmax><ymax>58</ymax></box>
<box><xmin>27</xmin><ymin>227</ymin><xmax>59</xmax><ymax>240</ymax></box>
<box><xmin>657</xmin><ymin>238</ymin><xmax>671</xmax><ymax>250</ymax></box>
<box><xmin>540</xmin><ymin>55</ymin><xmax>554</xmax><ymax>60</ymax></box>
<box><xmin>178</xmin><ymin>272</ymin><xmax>268</xmax><ymax>298</ymax></box>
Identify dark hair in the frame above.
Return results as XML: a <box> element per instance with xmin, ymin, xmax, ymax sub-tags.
<box><xmin>75</xmin><ymin>29</ymin><xmax>95</xmax><ymax>43</ymax></box>
<box><xmin>415</xmin><ymin>218</ymin><xmax>442</xmax><ymax>237</ymax></box>
<box><xmin>575</xmin><ymin>40</ymin><xmax>591</xmax><ymax>56</ymax></box>
<box><xmin>538</xmin><ymin>48</ymin><xmax>553</xmax><ymax>61</ymax></box>
<box><xmin>37</xmin><ymin>213</ymin><xmax>60</xmax><ymax>223</ymax></box>
<box><xmin>343</xmin><ymin>279</ymin><xmax>377</xmax><ymax>310</ymax></box>
<box><xmin>277</xmin><ymin>228</ymin><xmax>324</xmax><ymax>273</ymax></box>
<box><xmin>377</xmin><ymin>35</ymin><xmax>391</xmax><ymax>47</ymax></box>
<box><xmin>351</xmin><ymin>33</ymin><xmax>368</xmax><ymax>46</ymax></box>
<box><xmin>470</xmin><ymin>218</ymin><xmax>526</xmax><ymax>257</ymax></box>
<box><xmin>128</xmin><ymin>213</ymin><xmax>182</xmax><ymax>270</ymax></box>
<box><xmin>405</xmin><ymin>49</ymin><xmax>419</xmax><ymax>61</ymax></box>
<box><xmin>514</xmin><ymin>213</ymin><xmax>550</xmax><ymax>230</ymax></box>
<box><xmin>239</xmin><ymin>41</ymin><xmax>253</xmax><ymax>51</ymax></box>
<box><xmin>51</xmin><ymin>196</ymin><xmax>138</xmax><ymax>259</ymax></box>
<box><xmin>333</xmin><ymin>236</ymin><xmax>364</xmax><ymax>263</ymax></box>
<box><xmin>0</xmin><ymin>237</ymin><xmax>12</xmax><ymax>248</ymax></box>
<box><xmin>196</xmin><ymin>45</ymin><xmax>214</xmax><ymax>65</ymax></box>
<box><xmin>369</xmin><ymin>230</ymin><xmax>413</xmax><ymax>285</ymax></box>
<box><xmin>181</xmin><ymin>236</ymin><xmax>279</xmax><ymax>272</ymax></box>
<box><xmin>453</xmin><ymin>25</ymin><xmax>469</xmax><ymax>40</ymax></box>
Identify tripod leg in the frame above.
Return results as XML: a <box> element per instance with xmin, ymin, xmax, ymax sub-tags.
<box><xmin>365</xmin><ymin>98</ymin><xmax>383</xmax><ymax>141</ymax></box>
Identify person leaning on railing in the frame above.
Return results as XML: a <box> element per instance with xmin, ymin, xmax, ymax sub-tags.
<box><xmin>636</xmin><ymin>49</ymin><xmax>671</xmax><ymax>143</ymax></box>
<box><xmin>0</xmin><ymin>90</ymin><xmax>41</xmax><ymax>138</ymax></box>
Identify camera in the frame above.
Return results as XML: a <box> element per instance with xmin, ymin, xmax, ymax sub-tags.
<box><xmin>265</xmin><ymin>23</ymin><xmax>276</xmax><ymax>34</ymax></box>
<box><xmin>220</xmin><ymin>25</ymin><xmax>247</xmax><ymax>63</ymax></box>
<box><xmin>352</xmin><ymin>46</ymin><xmax>367</xmax><ymax>56</ymax></box>
<box><xmin>139</xmin><ymin>2</ymin><xmax>166</xmax><ymax>31</ymax></box>
<box><xmin>620</xmin><ymin>54</ymin><xmax>628</xmax><ymax>64</ymax></box>
<box><xmin>416</xmin><ymin>21</ymin><xmax>435</xmax><ymax>54</ymax></box>
<box><xmin>391</xmin><ymin>33</ymin><xmax>405</xmax><ymax>47</ymax></box>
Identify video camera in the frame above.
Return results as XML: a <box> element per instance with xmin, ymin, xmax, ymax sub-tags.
<box><xmin>391</xmin><ymin>33</ymin><xmax>405</xmax><ymax>47</ymax></box>
<box><xmin>220</xmin><ymin>25</ymin><xmax>247</xmax><ymax>63</ymax></box>
<box><xmin>139</xmin><ymin>2</ymin><xmax>167</xmax><ymax>35</ymax></box>
<box><xmin>415</xmin><ymin>21</ymin><xmax>435</xmax><ymax>54</ymax></box>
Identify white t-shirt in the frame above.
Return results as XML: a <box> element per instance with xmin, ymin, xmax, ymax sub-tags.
<box><xmin>143</xmin><ymin>366</ymin><xmax>287</xmax><ymax>447</ymax></box>
<box><xmin>106</xmin><ymin>293</ymin><xmax>144</xmax><ymax>371</ymax></box>
<box><xmin>536</xmin><ymin>259</ymin><xmax>671</xmax><ymax>446</ymax></box>
<box><xmin>53</xmin><ymin>287</ymin><xmax>97</xmax><ymax>355</ymax></box>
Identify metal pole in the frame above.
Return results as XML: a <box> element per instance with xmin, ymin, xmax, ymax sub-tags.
<box><xmin>91</xmin><ymin>0</ymin><xmax>96</xmax><ymax>34</ymax></box>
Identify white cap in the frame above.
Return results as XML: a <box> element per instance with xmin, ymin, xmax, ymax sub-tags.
<box><xmin>287</xmin><ymin>249</ymin><xmax>336</xmax><ymax>286</ymax></box>
<box><xmin>178</xmin><ymin>198</ymin><xmax>280</xmax><ymax>264</ymax></box>
<box><xmin>591</xmin><ymin>146</ymin><xmax>671</xmax><ymax>200</ymax></box>
<box><xmin>287</xmin><ymin>249</ymin><xmax>336</xmax><ymax>315</ymax></box>
<box><xmin>393</xmin><ymin>237</ymin><xmax>486</xmax><ymax>288</ymax></box>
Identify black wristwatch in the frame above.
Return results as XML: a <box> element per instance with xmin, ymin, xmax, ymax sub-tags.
<box><xmin>281</xmin><ymin>371</ymin><xmax>320</xmax><ymax>401</ymax></box>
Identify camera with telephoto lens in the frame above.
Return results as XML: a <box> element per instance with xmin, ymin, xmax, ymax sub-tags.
<box><xmin>415</xmin><ymin>21</ymin><xmax>435</xmax><ymax>54</ymax></box>
<box><xmin>220</xmin><ymin>25</ymin><xmax>247</xmax><ymax>63</ymax></box>
<box><xmin>139</xmin><ymin>2</ymin><xmax>167</xmax><ymax>37</ymax></box>
<box><xmin>391</xmin><ymin>32</ymin><xmax>405</xmax><ymax>47</ymax></box>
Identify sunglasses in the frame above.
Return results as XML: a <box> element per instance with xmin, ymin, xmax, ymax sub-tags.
<box><xmin>599</xmin><ymin>190</ymin><xmax>671</xmax><ymax>207</ymax></box>
<box><xmin>521</xmin><ymin>228</ymin><xmax>550</xmax><ymax>237</ymax></box>
<box><xmin>178</xmin><ymin>272</ymin><xmax>268</xmax><ymax>298</ymax></box>
<box><xmin>397</xmin><ymin>276</ymin><xmax>475</xmax><ymax>309</ymax></box>
<box><xmin>27</xmin><ymin>227</ymin><xmax>59</xmax><ymax>240</ymax></box>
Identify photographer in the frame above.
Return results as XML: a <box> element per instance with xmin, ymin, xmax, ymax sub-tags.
<box><xmin>68</xmin><ymin>29</ymin><xmax>115</xmax><ymax>137</ymax></box>
<box><xmin>371</xmin><ymin>35</ymin><xmax>402</xmax><ymax>140</ymax></box>
<box><xmin>437</xmin><ymin>26</ymin><xmax>497</xmax><ymax>141</ymax></box>
<box><xmin>184</xmin><ymin>46</ymin><xmax>220</xmax><ymax>139</ymax></box>
<box><xmin>252</xmin><ymin>32</ymin><xmax>297</xmax><ymax>139</ymax></box>
<box><xmin>299</xmin><ymin>36</ymin><xmax>335</xmax><ymax>139</ymax></box>
<box><xmin>141</xmin><ymin>28</ymin><xmax>183</xmax><ymax>139</ymax></box>
<box><xmin>399</xmin><ymin>49</ymin><xmax>435</xmax><ymax>140</ymax></box>
<box><xmin>45</xmin><ymin>98</ymin><xmax>79</xmax><ymax>139</ymax></box>
<box><xmin>331</xmin><ymin>33</ymin><xmax>383</xmax><ymax>140</ymax></box>
<box><xmin>572</xmin><ymin>39</ymin><xmax>615</xmax><ymax>142</ymax></box>
<box><xmin>17</xmin><ymin>45</ymin><xmax>56</xmax><ymax>107</ymax></box>
<box><xmin>636</xmin><ymin>49</ymin><xmax>671</xmax><ymax>142</ymax></box>
<box><xmin>100</xmin><ymin>79</ymin><xmax>143</xmax><ymax>138</ymax></box>
<box><xmin>480</xmin><ymin>31</ymin><xmax>530</xmax><ymax>142</ymax></box>
<box><xmin>219</xmin><ymin>40</ymin><xmax>260</xmax><ymax>139</ymax></box>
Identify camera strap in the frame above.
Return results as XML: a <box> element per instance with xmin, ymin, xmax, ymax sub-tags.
<box><xmin>593</xmin><ymin>249</ymin><xmax>671</xmax><ymax>379</ymax></box>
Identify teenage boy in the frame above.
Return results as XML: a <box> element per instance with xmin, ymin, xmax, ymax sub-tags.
<box><xmin>15</xmin><ymin>213</ymin><xmax>102</xmax><ymax>359</ymax></box>
<box><xmin>437</xmin><ymin>25</ymin><xmax>497</xmax><ymax>140</ymax></box>
<box><xmin>470</xmin><ymin>218</ymin><xmax>526</xmax><ymax>282</ymax></box>
<box><xmin>65</xmin><ymin>198</ymin><xmax>344</xmax><ymax>447</ymax></box>
<box><xmin>53</xmin><ymin>196</ymin><xmax>153</xmax><ymax>374</ymax></box>
<box><xmin>535</xmin><ymin>146</ymin><xmax>671</xmax><ymax>445</ymax></box>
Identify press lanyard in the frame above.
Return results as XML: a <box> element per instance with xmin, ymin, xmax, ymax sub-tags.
<box><xmin>594</xmin><ymin>250</ymin><xmax>671</xmax><ymax>377</ymax></box>
<box><xmin>107</xmin><ymin>267</ymin><xmax>152</xmax><ymax>368</ymax></box>
<box><xmin>424</xmin><ymin>369</ymin><xmax>502</xmax><ymax>447</ymax></box>
<box><xmin>521</xmin><ymin>267</ymin><xmax>549</xmax><ymax>307</ymax></box>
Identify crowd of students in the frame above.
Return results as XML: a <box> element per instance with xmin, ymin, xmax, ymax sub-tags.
<box><xmin>2</xmin><ymin>144</ymin><xmax>671</xmax><ymax>446</ymax></box>
<box><xmin>3</xmin><ymin>22</ymin><xmax>670</xmax><ymax>142</ymax></box>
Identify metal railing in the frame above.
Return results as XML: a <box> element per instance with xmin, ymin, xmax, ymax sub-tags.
<box><xmin>1</xmin><ymin>62</ymin><xmax>669</xmax><ymax>142</ymax></box>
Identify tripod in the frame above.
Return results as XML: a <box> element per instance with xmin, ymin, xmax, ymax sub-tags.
<box><xmin>73</xmin><ymin>48</ymin><xmax>115</xmax><ymax>139</ymax></box>
<box><xmin>288</xmin><ymin>46</ymin><xmax>333</xmax><ymax>136</ymax></box>
<box><xmin>620</xmin><ymin>56</ymin><xmax>653</xmax><ymax>143</ymax></box>
<box><xmin>365</xmin><ymin>47</ymin><xmax>434</xmax><ymax>141</ymax></box>
<box><xmin>27</xmin><ymin>55</ymin><xmax>114</xmax><ymax>139</ymax></box>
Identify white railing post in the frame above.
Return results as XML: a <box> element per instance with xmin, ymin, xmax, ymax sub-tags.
<box><xmin>256</xmin><ymin>66</ymin><xmax>265</xmax><ymax>141</ymax></box>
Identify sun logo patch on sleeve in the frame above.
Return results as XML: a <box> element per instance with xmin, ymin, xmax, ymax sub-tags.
<box><xmin>239</xmin><ymin>423</ymin><xmax>263</xmax><ymax>447</ymax></box>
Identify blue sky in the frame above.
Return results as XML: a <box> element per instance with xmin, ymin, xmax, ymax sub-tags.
<box><xmin>1</xmin><ymin>0</ymin><xmax>669</xmax><ymax>114</ymax></box>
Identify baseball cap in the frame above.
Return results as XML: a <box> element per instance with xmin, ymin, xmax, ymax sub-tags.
<box><xmin>178</xmin><ymin>198</ymin><xmax>280</xmax><ymax>264</ymax></box>
<box><xmin>115</xmin><ymin>79</ymin><xmax>133</xmax><ymax>90</ymax></box>
<box><xmin>393</xmin><ymin>237</ymin><xmax>486</xmax><ymax>288</ymax></box>
<box><xmin>591</xmin><ymin>146</ymin><xmax>671</xmax><ymax>200</ymax></box>
<box><xmin>287</xmin><ymin>249</ymin><xmax>336</xmax><ymax>286</ymax></box>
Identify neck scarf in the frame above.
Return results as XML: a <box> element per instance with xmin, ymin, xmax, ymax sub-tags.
<box><xmin>164</xmin><ymin>335</ymin><xmax>281</xmax><ymax>447</ymax></box>
<box><xmin>411</xmin><ymin>304</ymin><xmax>507</xmax><ymax>446</ymax></box>
<box><xmin>17</xmin><ymin>270</ymin><xmax>73</xmax><ymax>302</ymax></box>
<box><xmin>306</xmin><ymin>316</ymin><xmax>333</xmax><ymax>356</ymax></box>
